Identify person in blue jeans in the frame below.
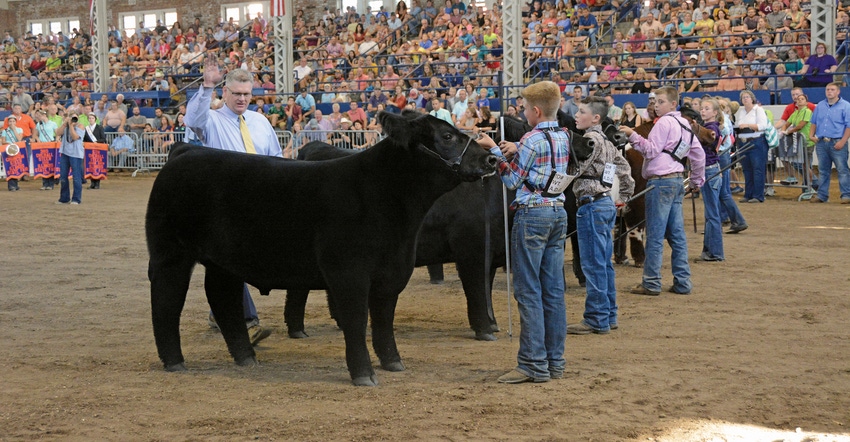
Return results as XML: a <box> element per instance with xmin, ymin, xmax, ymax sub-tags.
<box><xmin>716</xmin><ymin>101</ymin><xmax>748</xmax><ymax>233</ymax></box>
<box><xmin>733</xmin><ymin>90</ymin><xmax>770</xmax><ymax>203</ymax></box>
<box><xmin>696</xmin><ymin>98</ymin><xmax>725</xmax><ymax>261</ymax></box>
<box><xmin>475</xmin><ymin>81</ymin><xmax>569</xmax><ymax>383</ymax></box>
<box><xmin>575</xmin><ymin>4</ymin><xmax>599</xmax><ymax>47</ymax></box>
<box><xmin>55</xmin><ymin>111</ymin><xmax>85</xmax><ymax>205</ymax></box>
<box><xmin>567</xmin><ymin>96</ymin><xmax>634</xmax><ymax>335</ymax></box>
<box><xmin>620</xmin><ymin>86</ymin><xmax>705</xmax><ymax>296</ymax></box>
<box><xmin>808</xmin><ymin>82</ymin><xmax>850</xmax><ymax>204</ymax></box>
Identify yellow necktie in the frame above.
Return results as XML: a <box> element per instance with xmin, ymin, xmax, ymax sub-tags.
<box><xmin>239</xmin><ymin>115</ymin><xmax>256</xmax><ymax>154</ymax></box>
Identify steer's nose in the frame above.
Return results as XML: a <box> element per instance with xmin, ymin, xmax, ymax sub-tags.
<box><xmin>486</xmin><ymin>155</ymin><xmax>499</xmax><ymax>169</ymax></box>
<box><xmin>614</xmin><ymin>133</ymin><xmax>627</xmax><ymax>145</ymax></box>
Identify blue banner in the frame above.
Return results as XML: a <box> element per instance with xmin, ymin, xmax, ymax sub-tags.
<box><xmin>1</xmin><ymin>143</ymin><xmax>29</xmax><ymax>181</ymax></box>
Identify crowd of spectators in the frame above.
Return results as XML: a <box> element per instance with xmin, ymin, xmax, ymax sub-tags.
<box><xmin>1</xmin><ymin>0</ymin><xmax>849</xmax><ymax>148</ymax></box>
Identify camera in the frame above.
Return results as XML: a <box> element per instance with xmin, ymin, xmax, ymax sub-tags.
<box><xmin>71</xmin><ymin>116</ymin><xmax>78</xmax><ymax>123</ymax></box>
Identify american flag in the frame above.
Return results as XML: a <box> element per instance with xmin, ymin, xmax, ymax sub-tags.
<box><xmin>271</xmin><ymin>0</ymin><xmax>285</xmax><ymax>17</ymax></box>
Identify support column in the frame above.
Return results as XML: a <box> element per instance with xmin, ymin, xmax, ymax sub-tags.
<box><xmin>273</xmin><ymin>0</ymin><xmax>294</xmax><ymax>94</ymax></box>
<box><xmin>809</xmin><ymin>0</ymin><xmax>835</xmax><ymax>54</ymax></box>
<box><xmin>91</xmin><ymin>0</ymin><xmax>109</xmax><ymax>93</ymax></box>
<box><xmin>502</xmin><ymin>0</ymin><xmax>522</xmax><ymax>96</ymax></box>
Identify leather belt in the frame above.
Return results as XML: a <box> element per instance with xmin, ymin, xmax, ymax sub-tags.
<box><xmin>517</xmin><ymin>201</ymin><xmax>564</xmax><ymax>209</ymax></box>
<box><xmin>577</xmin><ymin>191</ymin><xmax>611</xmax><ymax>207</ymax></box>
<box><xmin>648</xmin><ymin>172</ymin><xmax>684</xmax><ymax>180</ymax></box>
<box><xmin>818</xmin><ymin>137</ymin><xmax>839</xmax><ymax>142</ymax></box>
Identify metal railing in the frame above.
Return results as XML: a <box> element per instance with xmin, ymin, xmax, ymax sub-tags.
<box><xmin>280</xmin><ymin>129</ymin><xmax>383</xmax><ymax>158</ymax></box>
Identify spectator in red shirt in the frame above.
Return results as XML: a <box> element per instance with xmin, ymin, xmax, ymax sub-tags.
<box><xmin>774</xmin><ymin>86</ymin><xmax>816</xmax><ymax>129</ymax></box>
<box><xmin>29</xmin><ymin>54</ymin><xmax>46</xmax><ymax>73</ymax></box>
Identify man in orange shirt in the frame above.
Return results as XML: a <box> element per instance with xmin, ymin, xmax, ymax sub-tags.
<box><xmin>127</xmin><ymin>41</ymin><xmax>141</xmax><ymax>61</ymax></box>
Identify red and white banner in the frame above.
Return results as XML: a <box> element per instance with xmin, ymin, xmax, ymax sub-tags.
<box><xmin>271</xmin><ymin>0</ymin><xmax>285</xmax><ymax>17</ymax></box>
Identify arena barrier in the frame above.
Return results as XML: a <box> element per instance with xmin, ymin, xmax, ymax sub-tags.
<box><xmin>6</xmin><ymin>130</ymin><xmax>390</xmax><ymax>178</ymax></box>
<box><xmin>134</xmin><ymin>131</ymin><xmax>177</xmax><ymax>174</ymax></box>
<box><xmin>773</xmin><ymin>134</ymin><xmax>816</xmax><ymax>201</ymax></box>
<box><xmin>729</xmin><ymin>137</ymin><xmax>816</xmax><ymax>202</ymax></box>
<box><xmin>280</xmin><ymin>130</ymin><xmax>383</xmax><ymax>159</ymax></box>
<box><xmin>103</xmin><ymin>132</ymin><xmax>145</xmax><ymax>175</ymax></box>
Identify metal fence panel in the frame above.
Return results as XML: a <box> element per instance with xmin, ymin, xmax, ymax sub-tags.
<box><xmin>282</xmin><ymin>130</ymin><xmax>383</xmax><ymax>158</ymax></box>
<box><xmin>103</xmin><ymin>131</ymin><xmax>144</xmax><ymax>174</ymax></box>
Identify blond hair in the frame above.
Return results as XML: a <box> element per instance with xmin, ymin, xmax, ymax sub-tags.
<box><xmin>701</xmin><ymin>98</ymin><xmax>725</xmax><ymax>126</ymax></box>
<box><xmin>654</xmin><ymin>85</ymin><xmax>678</xmax><ymax>105</ymax></box>
<box><xmin>521</xmin><ymin>81</ymin><xmax>561</xmax><ymax>120</ymax></box>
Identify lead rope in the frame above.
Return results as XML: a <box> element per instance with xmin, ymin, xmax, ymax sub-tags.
<box><xmin>499</xmin><ymin>116</ymin><xmax>513</xmax><ymax>341</ymax></box>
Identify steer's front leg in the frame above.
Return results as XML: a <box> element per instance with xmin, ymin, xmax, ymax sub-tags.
<box><xmin>370</xmin><ymin>292</ymin><xmax>405</xmax><ymax>372</ymax></box>
<box><xmin>326</xmin><ymin>274</ymin><xmax>377</xmax><ymax>386</ymax></box>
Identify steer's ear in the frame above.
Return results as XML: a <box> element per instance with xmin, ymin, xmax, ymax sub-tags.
<box><xmin>379</xmin><ymin>111</ymin><xmax>426</xmax><ymax>147</ymax></box>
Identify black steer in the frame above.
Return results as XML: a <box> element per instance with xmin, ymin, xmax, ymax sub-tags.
<box><xmin>145</xmin><ymin>112</ymin><xmax>498</xmax><ymax>386</ymax></box>
<box><xmin>286</xmin><ymin>142</ymin><xmax>507</xmax><ymax>341</ymax></box>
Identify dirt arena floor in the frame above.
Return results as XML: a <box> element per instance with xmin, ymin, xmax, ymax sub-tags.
<box><xmin>1</xmin><ymin>174</ymin><xmax>849</xmax><ymax>441</ymax></box>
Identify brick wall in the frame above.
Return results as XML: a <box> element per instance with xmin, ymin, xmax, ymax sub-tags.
<box><xmin>0</xmin><ymin>0</ymin><xmax>330</xmax><ymax>37</ymax></box>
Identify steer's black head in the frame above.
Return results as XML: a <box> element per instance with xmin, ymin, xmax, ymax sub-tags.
<box><xmin>602</xmin><ymin>118</ymin><xmax>628</xmax><ymax>151</ymax></box>
<box><xmin>379</xmin><ymin>111</ymin><xmax>498</xmax><ymax>181</ymax></box>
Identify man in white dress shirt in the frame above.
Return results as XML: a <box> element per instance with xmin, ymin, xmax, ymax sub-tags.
<box><xmin>185</xmin><ymin>54</ymin><xmax>281</xmax><ymax>345</ymax></box>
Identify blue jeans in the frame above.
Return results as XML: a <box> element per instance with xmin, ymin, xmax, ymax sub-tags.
<box><xmin>739</xmin><ymin>136</ymin><xmax>768</xmax><ymax>202</ymax></box>
<box><xmin>718</xmin><ymin>151</ymin><xmax>746</xmax><ymax>226</ymax></box>
<box><xmin>643</xmin><ymin>177</ymin><xmax>691</xmax><ymax>293</ymax></box>
<box><xmin>815</xmin><ymin>139</ymin><xmax>850</xmax><ymax>201</ymax></box>
<box><xmin>577</xmin><ymin>28</ymin><xmax>598</xmax><ymax>46</ymax></box>
<box><xmin>511</xmin><ymin>205</ymin><xmax>568</xmax><ymax>380</ymax></box>
<box><xmin>577</xmin><ymin>198</ymin><xmax>617</xmax><ymax>331</ymax></box>
<box><xmin>58</xmin><ymin>154</ymin><xmax>83</xmax><ymax>204</ymax></box>
<box><xmin>700</xmin><ymin>164</ymin><xmax>724</xmax><ymax>260</ymax></box>
<box><xmin>210</xmin><ymin>284</ymin><xmax>259</xmax><ymax>322</ymax></box>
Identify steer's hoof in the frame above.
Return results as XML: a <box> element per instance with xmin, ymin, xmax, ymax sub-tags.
<box><xmin>381</xmin><ymin>360</ymin><xmax>406</xmax><ymax>372</ymax></box>
<box><xmin>429</xmin><ymin>279</ymin><xmax>445</xmax><ymax>285</ymax></box>
<box><xmin>288</xmin><ymin>330</ymin><xmax>309</xmax><ymax>339</ymax></box>
<box><xmin>352</xmin><ymin>374</ymin><xmax>379</xmax><ymax>386</ymax></box>
<box><xmin>164</xmin><ymin>362</ymin><xmax>187</xmax><ymax>372</ymax></box>
<box><xmin>235</xmin><ymin>355</ymin><xmax>258</xmax><ymax>367</ymax></box>
<box><xmin>475</xmin><ymin>331</ymin><xmax>497</xmax><ymax>341</ymax></box>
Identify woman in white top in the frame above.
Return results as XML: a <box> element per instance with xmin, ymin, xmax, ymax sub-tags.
<box><xmin>733</xmin><ymin>89</ymin><xmax>770</xmax><ymax>203</ymax></box>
